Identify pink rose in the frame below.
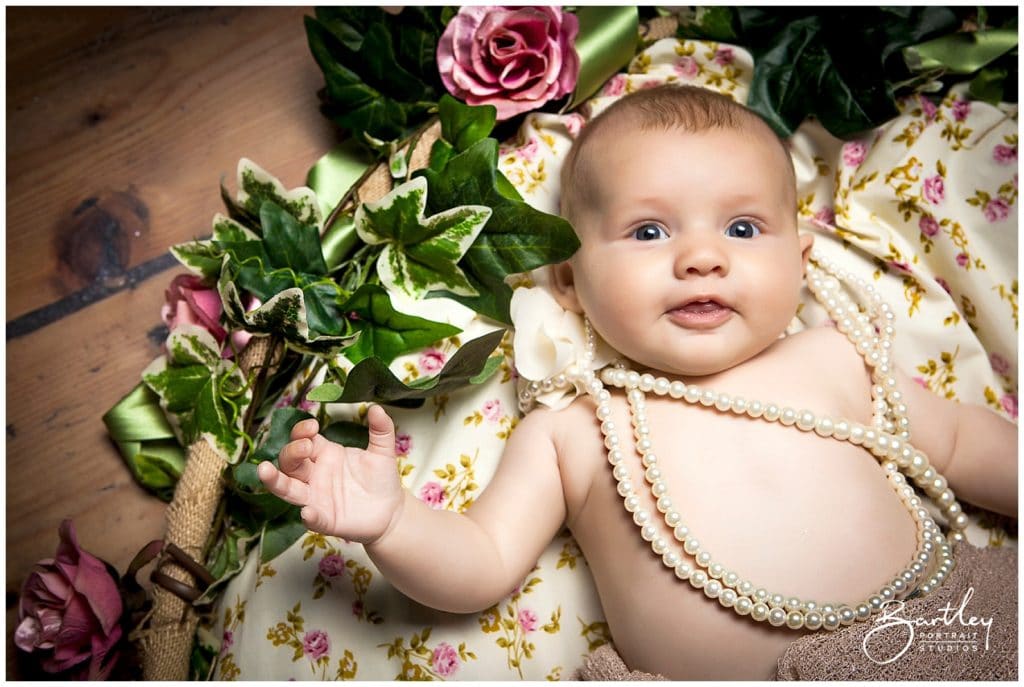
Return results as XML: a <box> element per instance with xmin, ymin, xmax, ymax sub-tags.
<box><xmin>482</xmin><ymin>399</ymin><xmax>504</xmax><ymax>422</ymax></box>
<box><xmin>394</xmin><ymin>432</ymin><xmax>412</xmax><ymax>456</ymax></box>
<box><xmin>1001</xmin><ymin>394</ymin><xmax>1018</xmax><ymax>420</ymax></box>
<box><xmin>437</xmin><ymin>6</ymin><xmax>580</xmax><ymax>121</ymax></box>
<box><xmin>517</xmin><ymin>608</ymin><xmax>539</xmax><ymax>633</ymax></box>
<box><xmin>603</xmin><ymin>73</ymin><xmax>626</xmax><ymax>97</ymax></box>
<box><xmin>813</xmin><ymin>207</ymin><xmax>836</xmax><ymax>228</ymax></box>
<box><xmin>993</xmin><ymin>144</ymin><xmax>1017</xmax><ymax>165</ymax></box>
<box><xmin>935</xmin><ymin>277</ymin><xmax>952</xmax><ymax>294</ymax></box>
<box><xmin>275</xmin><ymin>393</ymin><xmax>316</xmax><ymax>413</ymax></box>
<box><xmin>889</xmin><ymin>261</ymin><xmax>912</xmax><ymax>274</ymax></box>
<box><xmin>990</xmin><ymin>352</ymin><xmax>1012</xmax><ymax>377</ymax></box>
<box><xmin>842</xmin><ymin>141</ymin><xmax>867</xmax><ymax>168</ymax></box>
<box><xmin>220</xmin><ymin>630</ymin><xmax>234</xmax><ymax>657</ymax></box>
<box><xmin>419</xmin><ymin>348</ymin><xmax>446</xmax><ymax>374</ymax></box>
<box><xmin>955</xmin><ymin>252</ymin><xmax>969</xmax><ymax>267</ymax></box>
<box><xmin>912</xmin><ymin>376</ymin><xmax>929</xmax><ymax>389</ymax></box>
<box><xmin>161</xmin><ymin>274</ymin><xmax>257</xmax><ymax>356</ymax></box>
<box><xmin>303</xmin><ymin>630</ymin><xmax>330</xmax><ymax>660</ymax></box>
<box><xmin>673</xmin><ymin>56</ymin><xmax>699</xmax><ymax>80</ymax></box>
<box><xmin>919</xmin><ymin>95</ymin><xmax>937</xmax><ymax>121</ymax></box>
<box><xmin>15</xmin><ymin>520</ymin><xmax>123</xmax><ymax>680</ymax></box>
<box><xmin>318</xmin><ymin>554</ymin><xmax>345</xmax><ymax>579</ymax></box>
<box><xmin>922</xmin><ymin>174</ymin><xmax>945</xmax><ymax>205</ymax></box>
<box><xmin>919</xmin><ymin>214</ymin><xmax>940</xmax><ymax>237</ymax></box>
<box><xmin>352</xmin><ymin>600</ymin><xmax>364</xmax><ymax>617</ymax></box>
<box><xmin>432</xmin><ymin>642</ymin><xmax>460</xmax><ymax>677</ymax></box>
<box><xmin>518</xmin><ymin>137</ymin><xmax>540</xmax><ymax>162</ymax></box>
<box><xmin>951</xmin><ymin>99</ymin><xmax>970</xmax><ymax>122</ymax></box>
<box><xmin>564</xmin><ymin>113</ymin><xmax>585</xmax><ymax>138</ymax></box>
<box><xmin>983</xmin><ymin>198</ymin><xmax>1010</xmax><ymax>223</ymax></box>
<box><xmin>714</xmin><ymin>47</ymin><xmax>734</xmax><ymax>65</ymax></box>
<box><xmin>419</xmin><ymin>481</ymin><xmax>446</xmax><ymax>509</ymax></box>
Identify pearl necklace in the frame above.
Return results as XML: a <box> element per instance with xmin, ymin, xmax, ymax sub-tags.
<box><xmin>519</xmin><ymin>250</ymin><xmax>963</xmax><ymax>632</ymax></box>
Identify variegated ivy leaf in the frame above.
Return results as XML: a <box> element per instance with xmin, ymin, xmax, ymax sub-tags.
<box><xmin>170</xmin><ymin>214</ymin><xmax>260</xmax><ymax>280</ymax></box>
<box><xmin>354</xmin><ymin>176</ymin><xmax>490</xmax><ymax>299</ymax></box>
<box><xmin>236</xmin><ymin>158</ymin><xmax>323</xmax><ymax>230</ymax></box>
<box><xmin>142</xmin><ymin>324</ymin><xmax>252</xmax><ymax>464</ymax></box>
<box><xmin>219</xmin><ymin>259</ymin><xmax>358</xmax><ymax>357</ymax></box>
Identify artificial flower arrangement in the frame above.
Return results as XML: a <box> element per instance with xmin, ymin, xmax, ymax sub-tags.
<box><xmin>13</xmin><ymin>5</ymin><xmax>1016</xmax><ymax>680</ymax></box>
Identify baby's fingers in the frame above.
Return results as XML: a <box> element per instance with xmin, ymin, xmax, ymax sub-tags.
<box><xmin>257</xmin><ymin>461</ymin><xmax>310</xmax><ymax>507</ymax></box>
<box><xmin>279</xmin><ymin>437</ymin><xmax>316</xmax><ymax>478</ymax></box>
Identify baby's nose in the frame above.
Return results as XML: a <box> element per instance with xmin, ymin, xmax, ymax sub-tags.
<box><xmin>676</xmin><ymin>239</ymin><xmax>728</xmax><ymax>277</ymax></box>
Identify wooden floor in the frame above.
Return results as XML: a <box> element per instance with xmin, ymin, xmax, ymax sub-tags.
<box><xmin>5</xmin><ymin>7</ymin><xmax>338</xmax><ymax>676</ymax></box>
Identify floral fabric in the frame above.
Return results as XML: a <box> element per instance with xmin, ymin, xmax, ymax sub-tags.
<box><xmin>212</xmin><ymin>38</ymin><xmax>1017</xmax><ymax>679</ymax></box>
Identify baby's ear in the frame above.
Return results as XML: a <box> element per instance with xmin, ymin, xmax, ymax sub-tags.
<box><xmin>799</xmin><ymin>232</ymin><xmax>814</xmax><ymax>275</ymax></box>
<box><xmin>550</xmin><ymin>260</ymin><xmax>583</xmax><ymax>313</ymax></box>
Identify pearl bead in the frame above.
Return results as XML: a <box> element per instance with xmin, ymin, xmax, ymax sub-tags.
<box><xmin>849</xmin><ymin>425</ymin><xmax>865</xmax><ymax>444</ymax></box>
<box><xmin>769</xmin><ymin>593</ymin><xmax>785</xmax><ymax>609</ymax></box>
<box><xmin>633</xmin><ymin>510</ymin><xmax>651</xmax><ymax>526</ymax></box>
<box><xmin>709</xmin><ymin>563</ymin><xmax>724</xmax><ymax>579</ymax></box>
<box><xmin>823</xmin><ymin>613</ymin><xmax>841</xmax><ymax>631</ymax></box>
<box><xmin>684</xmin><ymin>386</ymin><xmax>701</xmax><ymax>403</ymax></box>
<box><xmin>715</xmin><ymin>394</ymin><xmax>732</xmax><ymax>411</ymax></box>
<box><xmin>856</xmin><ymin>604</ymin><xmax>871</xmax><ymax>621</ymax></box>
<box><xmin>768</xmin><ymin>608</ymin><xmax>787</xmax><ymax>627</ymax></box>
<box><xmin>641</xmin><ymin>452</ymin><xmax>658</xmax><ymax>467</ymax></box>
<box><xmin>689</xmin><ymin>570</ymin><xmax>708</xmax><ymax>589</ymax></box>
<box><xmin>673</xmin><ymin>525</ymin><xmax>689</xmax><ymax>541</ymax></box>
<box><xmin>751</xmin><ymin>603</ymin><xmax>769</xmax><ymax>622</ymax></box>
<box><xmin>723</xmin><ymin>572</ymin><xmax>739</xmax><ymax>587</ymax></box>
<box><xmin>753</xmin><ymin>588</ymin><xmax>769</xmax><ymax>603</ymax></box>
<box><xmin>696</xmin><ymin>550</ymin><xmax>712</xmax><ymax>567</ymax></box>
<box><xmin>623</xmin><ymin>495</ymin><xmax>640</xmax><ymax>512</ymax></box>
<box><xmin>730</xmin><ymin>397</ymin><xmax>748</xmax><ymax>414</ymax></box>
<box><xmin>796</xmin><ymin>411</ymin><xmax>816</xmax><ymax>431</ymax></box>
<box><xmin>654</xmin><ymin>377</ymin><xmax>670</xmax><ymax>395</ymax></box>
<box><xmin>735</xmin><ymin>597</ymin><xmax>753</xmax><ymax>616</ymax></box>
<box><xmin>764</xmin><ymin>404</ymin><xmax>781</xmax><ymax>421</ymax></box>
<box><xmin>665</xmin><ymin>511</ymin><xmax>682</xmax><ymax>527</ymax></box>
<box><xmin>700</xmin><ymin>390</ymin><xmax>717</xmax><ymax>406</ymax></box>
<box><xmin>639</xmin><ymin>374</ymin><xmax>655</xmax><ymax>391</ymax></box>
<box><xmin>737</xmin><ymin>581</ymin><xmax>754</xmax><ymax>596</ymax></box>
<box><xmin>804</xmin><ymin>612</ymin><xmax>823</xmax><ymax>630</ymax></box>
<box><xmin>839</xmin><ymin>606</ymin><xmax>856</xmax><ymax>625</ymax></box>
<box><xmin>617</xmin><ymin>480</ymin><xmax>634</xmax><ymax>496</ymax></box>
<box><xmin>780</xmin><ymin>408</ymin><xmax>797</xmax><ymax>426</ymax></box>
<box><xmin>640</xmin><ymin>524</ymin><xmax>657</xmax><ymax>541</ymax></box>
<box><xmin>613</xmin><ymin>464</ymin><xmax>630</xmax><ymax>480</ymax></box>
<box><xmin>668</xmin><ymin>381</ymin><xmax>686</xmax><ymax>398</ymax></box>
<box><xmin>674</xmin><ymin>562</ymin><xmax>693</xmax><ymax>580</ymax></box>
<box><xmin>719</xmin><ymin>588</ymin><xmax>737</xmax><ymax>608</ymax></box>
<box><xmin>704</xmin><ymin>580</ymin><xmax>723</xmax><ymax>599</ymax></box>
<box><xmin>868</xmin><ymin>595</ymin><xmax>883</xmax><ymax>611</ymax></box>
<box><xmin>663</xmin><ymin>551</ymin><xmax>681</xmax><ymax>568</ymax></box>
<box><xmin>656</xmin><ymin>496</ymin><xmax>673</xmax><ymax>513</ymax></box>
<box><xmin>683</xmin><ymin>537</ymin><xmax>700</xmax><ymax>555</ymax></box>
<box><xmin>951</xmin><ymin>513</ymin><xmax>969</xmax><ymax>530</ymax></box>
<box><xmin>626</xmin><ymin>371</ymin><xmax>640</xmax><ymax>387</ymax></box>
<box><xmin>786</xmin><ymin>611</ymin><xmax>805</xmax><ymax>630</ymax></box>
<box><xmin>747</xmin><ymin>401</ymin><xmax>764</xmax><ymax>418</ymax></box>
<box><xmin>636</xmin><ymin>438</ymin><xmax>652</xmax><ymax>452</ymax></box>
<box><xmin>814</xmin><ymin>417</ymin><xmax>834</xmax><ymax>437</ymax></box>
<box><xmin>784</xmin><ymin>597</ymin><xmax>802</xmax><ymax>612</ymax></box>
<box><xmin>652</xmin><ymin>537</ymin><xmax>668</xmax><ymax>555</ymax></box>
<box><xmin>833</xmin><ymin>420</ymin><xmax>851</xmax><ymax>440</ymax></box>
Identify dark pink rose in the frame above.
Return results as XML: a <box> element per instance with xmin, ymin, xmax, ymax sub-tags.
<box><xmin>275</xmin><ymin>393</ymin><xmax>317</xmax><ymax>413</ymax></box>
<box><xmin>714</xmin><ymin>47</ymin><xmax>734</xmax><ymax>65</ymax></box>
<box><xmin>990</xmin><ymin>352</ymin><xmax>1012</xmax><ymax>376</ymax></box>
<box><xmin>935</xmin><ymin>276</ymin><xmax>952</xmax><ymax>294</ymax></box>
<box><xmin>955</xmin><ymin>252</ymin><xmax>969</xmax><ymax>267</ymax></box>
<box><xmin>161</xmin><ymin>274</ymin><xmax>258</xmax><ymax>355</ymax></box>
<box><xmin>432</xmin><ymin>642</ymin><xmax>460</xmax><ymax>677</ymax></box>
<box><xmin>419</xmin><ymin>481</ymin><xmax>446</xmax><ymax>509</ymax></box>
<box><xmin>394</xmin><ymin>432</ymin><xmax>412</xmax><ymax>456</ymax></box>
<box><xmin>922</xmin><ymin>174</ymin><xmax>945</xmax><ymax>205</ymax></box>
<box><xmin>603</xmin><ymin>73</ymin><xmax>626</xmax><ymax>97</ymax></box>
<box><xmin>983</xmin><ymin>198</ymin><xmax>1010</xmax><ymax>223</ymax></box>
<box><xmin>842</xmin><ymin>141</ymin><xmax>867</xmax><ymax>168</ymax></box>
<box><xmin>352</xmin><ymin>600</ymin><xmax>364</xmax><ymax>617</ymax></box>
<box><xmin>437</xmin><ymin>6</ymin><xmax>580</xmax><ymax>121</ymax></box>
<box><xmin>15</xmin><ymin>520</ymin><xmax>123</xmax><ymax>680</ymax></box>
<box><xmin>318</xmin><ymin>554</ymin><xmax>346</xmax><ymax>579</ymax></box>
<box><xmin>673</xmin><ymin>56</ymin><xmax>699</xmax><ymax>80</ymax></box>
<box><xmin>813</xmin><ymin>207</ymin><xmax>836</xmax><ymax>228</ymax></box>
<box><xmin>919</xmin><ymin>95</ymin><xmax>937</xmax><ymax>121</ymax></box>
<box><xmin>482</xmin><ymin>399</ymin><xmax>504</xmax><ymax>422</ymax></box>
<box><xmin>518</xmin><ymin>608</ymin><xmax>539</xmax><ymax>633</ymax></box>
<box><xmin>419</xmin><ymin>349</ymin><xmax>446</xmax><ymax>374</ymax></box>
<box><xmin>951</xmin><ymin>99</ymin><xmax>970</xmax><ymax>122</ymax></box>
<box><xmin>303</xmin><ymin>630</ymin><xmax>330</xmax><ymax>660</ymax></box>
<box><xmin>220</xmin><ymin>630</ymin><xmax>234</xmax><ymax>657</ymax></box>
<box><xmin>919</xmin><ymin>214</ymin><xmax>940</xmax><ymax>237</ymax></box>
<box><xmin>1001</xmin><ymin>394</ymin><xmax>1018</xmax><ymax>420</ymax></box>
<box><xmin>993</xmin><ymin>144</ymin><xmax>1017</xmax><ymax>165</ymax></box>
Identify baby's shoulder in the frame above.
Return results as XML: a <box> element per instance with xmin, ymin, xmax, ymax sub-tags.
<box><xmin>776</xmin><ymin>324</ymin><xmax>866</xmax><ymax>371</ymax></box>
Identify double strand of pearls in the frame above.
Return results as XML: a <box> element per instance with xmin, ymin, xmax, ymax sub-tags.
<box><xmin>567</xmin><ymin>252</ymin><xmax>961</xmax><ymax>632</ymax></box>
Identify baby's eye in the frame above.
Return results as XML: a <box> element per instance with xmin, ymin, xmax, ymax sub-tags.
<box><xmin>633</xmin><ymin>224</ymin><xmax>667</xmax><ymax>241</ymax></box>
<box><xmin>725</xmin><ymin>220</ymin><xmax>760</xmax><ymax>239</ymax></box>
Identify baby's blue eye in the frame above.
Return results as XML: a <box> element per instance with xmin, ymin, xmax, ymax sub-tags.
<box><xmin>725</xmin><ymin>220</ymin><xmax>760</xmax><ymax>238</ymax></box>
<box><xmin>633</xmin><ymin>224</ymin><xmax>667</xmax><ymax>241</ymax></box>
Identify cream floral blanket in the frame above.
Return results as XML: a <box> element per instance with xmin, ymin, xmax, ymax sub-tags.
<box><xmin>211</xmin><ymin>38</ymin><xmax>1018</xmax><ymax>680</ymax></box>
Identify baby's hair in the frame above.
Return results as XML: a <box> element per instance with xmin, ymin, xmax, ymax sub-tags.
<box><xmin>560</xmin><ymin>84</ymin><xmax>795</xmax><ymax>227</ymax></box>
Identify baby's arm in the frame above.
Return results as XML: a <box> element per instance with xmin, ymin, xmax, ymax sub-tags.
<box><xmin>257</xmin><ymin>405</ymin><xmax>567</xmax><ymax>613</ymax></box>
<box><xmin>896</xmin><ymin>371</ymin><xmax>1017</xmax><ymax>517</ymax></box>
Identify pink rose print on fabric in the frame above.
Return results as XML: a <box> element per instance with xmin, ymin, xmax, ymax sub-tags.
<box><xmin>482</xmin><ymin>399</ymin><xmax>504</xmax><ymax>422</ymax></box>
<box><xmin>919</xmin><ymin>95</ymin><xmax>937</xmax><ymax>121</ymax></box>
<box><xmin>517</xmin><ymin>608</ymin><xmax>539</xmax><ymax>633</ymax></box>
<box><xmin>419</xmin><ymin>349</ymin><xmax>446</xmax><ymax>374</ymax></box>
<box><xmin>1001</xmin><ymin>394</ymin><xmax>1018</xmax><ymax>420</ymax></box>
<box><xmin>889</xmin><ymin>261</ymin><xmax>912</xmax><ymax>274</ymax></box>
<box><xmin>673</xmin><ymin>56</ymin><xmax>699</xmax><ymax>80</ymax></box>
<box><xmin>220</xmin><ymin>630</ymin><xmax>234</xmax><ymax>657</ymax></box>
<box><xmin>993</xmin><ymin>144</ymin><xmax>1017</xmax><ymax>165</ymax></box>
<box><xmin>913</xmin><ymin>377</ymin><xmax>930</xmax><ymax>389</ymax></box>
<box><xmin>419</xmin><ymin>481</ymin><xmax>446</xmax><ymax>509</ymax></box>
<box><xmin>922</xmin><ymin>174</ymin><xmax>945</xmax><ymax>205</ymax></box>
<box><xmin>919</xmin><ymin>214</ymin><xmax>940</xmax><ymax>237</ymax></box>
<box><xmin>983</xmin><ymin>198</ymin><xmax>1010</xmax><ymax>223</ymax></box>
<box><xmin>935</xmin><ymin>277</ymin><xmax>952</xmax><ymax>294</ymax></box>
<box><xmin>303</xmin><ymin>630</ymin><xmax>330</xmax><ymax>660</ymax></box>
<box><xmin>990</xmin><ymin>352</ymin><xmax>1012</xmax><ymax>377</ymax></box>
<box><xmin>955</xmin><ymin>252</ymin><xmax>969</xmax><ymax>267</ymax></box>
<box><xmin>318</xmin><ymin>554</ymin><xmax>346</xmax><ymax>579</ymax></box>
<box><xmin>841</xmin><ymin>141</ymin><xmax>867</xmax><ymax>168</ymax></box>
<box><xmin>395</xmin><ymin>432</ymin><xmax>412</xmax><ymax>456</ymax></box>
<box><xmin>713</xmin><ymin>47</ymin><xmax>734</xmax><ymax>65</ymax></box>
<box><xmin>518</xmin><ymin>137</ymin><xmax>540</xmax><ymax>162</ymax></box>
<box><xmin>951</xmin><ymin>99</ymin><xmax>970</xmax><ymax>122</ymax></box>
<box><xmin>603</xmin><ymin>73</ymin><xmax>626</xmax><ymax>97</ymax></box>
<box><xmin>432</xmin><ymin>642</ymin><xmax>461</xmax><ymax>677</ymax></box>
<box><xmin>813</xmin><ymin>207</ymin><xmax>836</xmax><ymax>228</ymax></box>
<box><xmin>352</xmin><ymin>600</ymin><xmax>364</xmax><ymax>617</ymax></box>
<box><xmin>564</xmin><ymin>113</ymin><xmax>585</xmax><ymax>138</ymax></box>
<box><xmin>275</xmin><ymin>393</ymin><xmax>316</xmax><ymax>413</ymax></box>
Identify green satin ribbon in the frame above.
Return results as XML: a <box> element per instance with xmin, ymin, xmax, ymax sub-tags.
<box><xmin>102</xmin><ymin>382</ymin><xmax>185</xmax><ymax>501</ymax></box>
<box><xmin>306</xmin><ymin>138</ymin><xmax>374</xmax><ymax>269</ymax></box>
<box><xmin>564</xmin><ymin>7</ymin><xmax>640</xmax><ymax>112</ymax></box>
<box><xmin>904</xmin><ymin>27</ymin><xmax>1017</xmax><ymax>75</ymax></box>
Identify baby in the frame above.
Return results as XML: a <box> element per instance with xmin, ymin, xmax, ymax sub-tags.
<box><xmin>258</xmin><ymin>85</ymin><xmax>1018</xmax><ymax>680</ymax></box>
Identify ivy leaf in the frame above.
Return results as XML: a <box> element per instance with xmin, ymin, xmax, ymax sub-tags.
<box><xmin>438</xmin><ymin>94</ymin><xmax>497</xmax><ymax>153</ymax></box>
<box><xmin>142</xmin><ymin>325</ymin><xmax>252</xmax><ymax>464</ymax></box>
<box><xmin>237</xmin><ymin>158</ymin><xmax>322</xmax><ymax>230</ymax></box>
<box><xmin>307</xmin><ymin>383</ymin><xmax>343</xmax><ymax>402</ymax></box>
<box><xmin>355</xmin><ymin>176</ymin><xmax>491</xmax><ymax>299</ymax></box>
<box><xmin>259</xmin><ymin>202</ymin><xmax>328</xmax><ymax>276</ymax></box>
<box><xmin>340</xmin><ymin>284</ymin><xmax>460</xmax><ymax>364</ymax></box>
<box><xmin>260</xmin><ymin>510</ymin><xmax>308</xmax><ymax>564</ymax></box>
<box><xmin>418</xmin><ymin>139</ymin><xmax>580</xmax><ymax>323</ymax></box>
<box><xmin>338</xmin><ymin>328</ymin><xmax>505</xmax><ymax>404</ymax></box>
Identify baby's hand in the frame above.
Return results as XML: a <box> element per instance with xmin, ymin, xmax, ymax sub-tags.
<box><xmin>257</xmin><ymin>405</ymin><xmax>404</xmax><ymax>543</ymax></box>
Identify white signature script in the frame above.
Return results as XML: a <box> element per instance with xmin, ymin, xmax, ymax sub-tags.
<box><xmin>862</xmin><ymin>587</ymin><xmax>993</xmax><ymax>664</ymax></box>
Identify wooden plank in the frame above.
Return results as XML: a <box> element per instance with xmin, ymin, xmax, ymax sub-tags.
<box><xmin>6</xmin><ymin>6</ymin><xmax>335</xmax><ymax>321</ymax></box>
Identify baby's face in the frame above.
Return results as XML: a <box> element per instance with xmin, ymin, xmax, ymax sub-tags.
<box><xmin>561</xmin><ymin>123</ymin><xmax>812</xmax><ymax>378</ymax></box>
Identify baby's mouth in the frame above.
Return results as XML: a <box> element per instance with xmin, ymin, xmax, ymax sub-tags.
<box><xmin>668</xmin><ymin>299</ymin><xmax>733</xmax><ymax>328</ymax></box>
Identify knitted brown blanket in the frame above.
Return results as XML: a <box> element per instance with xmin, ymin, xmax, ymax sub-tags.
<box><xmin>576</xmin><ymin>542</ymin><xmax>1017</xmax><ymax>681</ymax></box>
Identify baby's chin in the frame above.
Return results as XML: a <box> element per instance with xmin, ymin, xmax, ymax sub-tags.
<box><xmin>618</xmin><ymin>357</ymin><xmax>733</xmax><ymax>382</ymax></box>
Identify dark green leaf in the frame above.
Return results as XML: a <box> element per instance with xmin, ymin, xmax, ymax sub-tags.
<box><xmin>428</xmin><ymin>138</ymin><xmax>454</xmax><ymax>172</ymax></box>
<box><xmin>969</xmin><ymin>66</ymin><xmax>1009</xmax><ymax>104</ymax></box>
<box><xmin>260</xmin><ymin>202</ymin><xmax>328</xmax><ymax>276</ymax></box>
<box><xmin>439</xmin><ymin>94</ymin><xmax>497</xmax><ymax>153</ymax></box>
<box><xmin>340</xmin><ymin>284</ymin><xmax>460</xmax><ymax>364</ymax></box>
<box><xmin>261</xmin><ymin>511</ymin><xmax>308</xmax><ymax>564</ymax></box>
<box><xmin>338</xmin><ymin>328</ymin><xmax>506</xmax><ymax>403</ymax></box>
<box><xmin>322</xmin><ymin>420</ymin><xmax>369</xmax><ymax>449</ymax></box>
<box><xmin>250</xmin><ymin>407</ymin><xmax>313</xmax><ymax>464</ymax></box>
<box><xmin>418</xmin><ymin>139</ymin><xmax>580</xmax><ymax>322</ymax></box>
